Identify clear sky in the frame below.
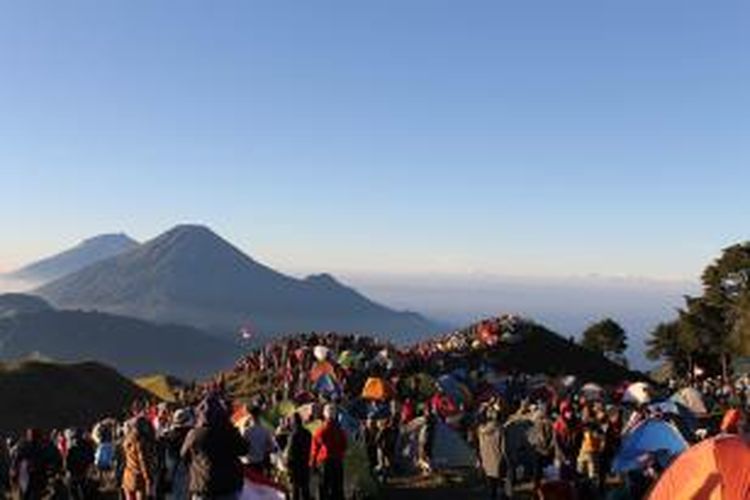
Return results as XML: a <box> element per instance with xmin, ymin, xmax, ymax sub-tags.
<box><xmin>1</xmin><ymin>1</ymin><xmax>748</xmax><ymax>279</ymax></box>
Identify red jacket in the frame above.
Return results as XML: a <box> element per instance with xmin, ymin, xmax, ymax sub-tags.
<box><xmin>310</xmin><ymin>421</ymin><xmax>347</xmax><ymax>467</ymax></box>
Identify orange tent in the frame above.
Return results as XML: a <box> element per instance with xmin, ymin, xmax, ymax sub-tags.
<box><xmin>649</xmin><ymin>435</ymin><xmax>750</xmax><ymax>500</ymax></box>
<box><xmin>361</xmin><ymin>377</ymin><xmax>395</xmax><ymax>401</ymax></box>
<box><xmin>231</xmin><ymin>404</ymin><xmax>249</xmax><ymax>429</ymax></box>
<box><xmin>309</xmin><ymin>361</ymin><xmax>335</xmax><ymax>382</ymax></box>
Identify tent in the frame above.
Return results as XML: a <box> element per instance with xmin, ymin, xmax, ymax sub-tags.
<box><xmin>398</xmin><ymin>418</ymin><xmax>476</xmax><ymax>470</ymax></box>
<box><xmin>622</xmin><ymin>382</ymin><xmax>652</xmax><ymax>405</ymax></box>
<box><xmin>580</xmin><ymin>382</ymin><xmax>605</xmax><ymax>400</ymax></box>
<box><xmin>649</xmin><ymin>435</ymin><xmax>750</xmax><ymax>500</ymax></box>
<box><xmin>671</xmin><ymin>387</ymin><xmax>708</xmax><ymax>417</ymax></box>
<box><xmin>648</xmin><ymin>400</ymin><xmax>698</xmax><ymax>438</ymax></box>
<box><xmin>309</xmin><ymin>361</ymin><xmax>335</xmax><ymax>383</ymax></box>
<box><xmin>402</xmin><ymin>373</ymin><xmax>437</xmax><ymax>400</ymax></box>
<box><xmin>613</xmin><ymin>419</ymin><xmax>688</xmax><ymax>473</ymax></box>
<box><xmin>437</xmin><ymin>375</ymin><xmax>473</xmax><ymax>407</ymax></box>
<box><xmin>240</xmin><ymin>468</ymin><xmax>286</xmax><ymax>500</ymax></box>
<box><xmin>337</xmin><ymin>350</ymin><xmax>362</xmax><ymax>369</ymax></box>
<box><xmin>313</xmin><ymin>345</ymin><xmax>330</xmax><ymax>362</ymax></box>
<box><xmin>361</xmin><ymin>377</ymin><xmax>395</xmax><ymax>401</ymax></box>
<box><xmin>232</xmin><ymin>405</ymin><xmax>250</xmax><ymax>429</ymax></box>
<box><xmin>313</xmin><ymin>373</ymin><xmax>341</xmax><ymax>399</ymax></box>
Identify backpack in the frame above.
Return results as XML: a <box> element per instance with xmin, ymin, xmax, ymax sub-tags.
<box><xmin>95</xmin><ymin>442</ymin><xmax>114</xmax><ymax>471</ymax></box>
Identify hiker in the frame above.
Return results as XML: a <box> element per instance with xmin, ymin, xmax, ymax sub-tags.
<box><xmin>477</xmin><ymin>408</ymin><xmax>503</xmax><ymax>500</ymax></box>
<box><xmin>181</xmin><ymin>396</ymin><xmax>248</xmax><ymax>500</ymax></box>
<box><xmin>576</xmin><ymin>421</ymin><xmax>604</xmax><ymax>483</ymax></box>
<box><xmin>552</xmin><ymin>402</ymin><xmax>580</xmax><ymax>480</ymax></box>
<box><xmin>122</xmin><ymin>416</ymin><xmax>160</xmax><ymax>500</ymax></box>
<box><xmin>64</xmin><ymin>428</ymin><xmax>95</xmax><ymax>500</ymax></box>
<box><xmin>241</xmin><ymin>406</ymin><xmax>276</xmax><ymax>475</ymax></box>
<box><xmin>0</xmin><ymin>437</ymin><xmax>10</xmax><ymax>498</ymax></box>
<box><xmin>417</xmin><ymin>407</ymin><xmax>436</xmax><ymax>474</ymax></box>
<box><xmin>374</xmin><ymin>417</ymin><xmax>398</xmax><ymax>481</ymax></box>
<box><xmin>310</xmin><ymin>404</ymin><xmax>347</xmax><ymax>500</ymax></box>
<box><xmin>11</xmin><ymin>428</ymin><xmax>64</xmax><ymax>500</ymax></box>
<box><xmin>163</xmin><ymin>408</ymin><xmax>194</xmax><ymax>500</ymax></box>
<box><xmin>364</xmin><ymin>418</ymin><xmax>378</xmax><ymax>470</ymax></box>
<box><xmin>599</xmin><ymin>408</ymin><xmax>622</xmax><ymax>488</ymax></box>
<box><xmin>528</xmin><ymin>404</ymin><xmax>554</xmax><ymax>491</ymax></box>
<box><xmin>285</xmin><ymin>413</ymin><xmax>312</xmax><ymax>500</ymax></box>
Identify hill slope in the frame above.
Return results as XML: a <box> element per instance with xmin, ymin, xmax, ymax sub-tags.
<box><xmin>0</xmin><ymin>295</ymin><xmax>241</xmax><ymax>379</ymax></box>
<box><xmin>10</xmin><ymin>233</ymin><xmax>139</xmax><ymax>283</ymax></box>
<box><xmin>0</xmin><ymin>293</ymin><xmax>53</xmax><ymax>319</ymax></box>
<box><xmin>482</xmin><ymin>322</ymin><xmax>638</xmax><ymax>384</ymax></box>
<box><xmin>0</xmin><ymin>360</ymin><xmax>150</xmax><ymax>433</ymax></box>
<box><xmin>37</xmin><ymin>225</ymin><xmax>439</xmax><ymax>341</ymax></box>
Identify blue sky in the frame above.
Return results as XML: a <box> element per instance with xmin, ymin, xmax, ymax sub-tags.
<box><xmin>1</xmin><ymin>1</ymin><xmax>748</xmax><ymax>279</ymax></box>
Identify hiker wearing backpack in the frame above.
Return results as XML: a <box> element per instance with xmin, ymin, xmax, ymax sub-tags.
<box><xmin>163</xmin><ymin>408</ymin><xmax>194</xmax><ymax>500</ymax></box>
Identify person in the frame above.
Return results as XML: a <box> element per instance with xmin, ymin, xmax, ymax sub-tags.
<box><xmin>528</xmin><ymin>404</ymin><xmax>554</xmax><ymax>491</ymax></box>
<box><xmin>417</xmin><ymin>407</ymin><xmax>436</xmax><ymax>475</ymax></box>
<box><xmin>364</xmin><ymin>418</ymin><xmax>378</xmax><ymax>471</ymax></box>
<box><xmin>477</xmin><ymin>408</ymin><xmax>503</xmax><ymax>500</ymax></box>
<box><xmin>181</xmin><ymin>396</ymin><xmax>248</xmax><ymax>500</ymax></box>
<box><xmin>122</xmin><ymin>416</ymin><xmax>160</xmax><ymax>500</ymax></box>
<box><xmin>576</xmin><ymin>421</ymin><xmax>603</xmax><ymax>483</ymax></box>
<box><xmin>310</xmin><ymin>404</ymin><xmax>347</xmax><ymax>500</ymax></box>
<box><xmin>552</xmin><ymin>402</ymin><xmax>580</xmax><ymax>480</ymax></box>
<box><xmin>0</xmin><ymin>437</ymin><xmax>10</xmax><ymax>498</ymax></box>
<box><xmin>11</xmin><ymin>428</ymin><xmax>64</xmax><ymax>500</ymax></box>
<box><xmin>376</xmin><ymin>417</ymin><xmax>398</xmax><ymax>482</ymax></box>
<box><xmin>164</xmin><ymin>408</ymin><xmax>195</xmax><ymax>500</ymax></box>
<box><xmin>285</xmin><ymin>414</ymin><xmax>312</xmax><ymax>500</ymax></box>
<box><xmin>241</xmin><ymin>406</ymin><xmax>276</xmax><ymax>475</ymax></box>
<box><xmin>64</xmin><ymin>428</ymin><xmax>95</xmax><ymax>500</ymax></box>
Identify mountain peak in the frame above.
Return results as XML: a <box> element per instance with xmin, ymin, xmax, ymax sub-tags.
<box><xmin>80</xmin><ymin>233</ymin><xmax>136</xmax><ymax>246</ymax></box>
<box><xmin>305</xmin><ymin>273</ymin><xmax>342</xmax><ymax>287</ymax></box>
<box><xmin>37</xmin><ymin>225</ymin><xmax>441</xmax><ymax>340</ymax></box>
<box><xmin>10</xmin><ymin>233</ymin><xmax>139</xmax><ymax>283</ymax></box>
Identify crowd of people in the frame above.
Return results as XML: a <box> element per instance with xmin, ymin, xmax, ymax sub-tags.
<box><xmin>0</xmin><ymin>316</ymin><xmax>749</xmax><ymax>500</ymax></box>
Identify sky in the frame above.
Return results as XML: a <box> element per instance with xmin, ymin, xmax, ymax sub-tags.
<box><xmin>1</xmin><ymin>1</ymin><xmax>748</xmax><ymax>282</ymax></box>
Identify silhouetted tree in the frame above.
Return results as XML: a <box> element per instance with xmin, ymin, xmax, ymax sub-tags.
<box><xmin>581</xmin><ymin>318</ymin><xmax>627</xmax><ymax>359</ymax></box>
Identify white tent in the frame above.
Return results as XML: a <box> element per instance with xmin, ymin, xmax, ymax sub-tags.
<box><xmin>622</xmin><ymin>382</ymin><xmax>652</xmax><ymax>405</ymax></box>
<box><xmin>313</xmin><ymin>345</ymin><xmax>330</xmax><ymax>362</ymax></box>
<box><xmin>399</xmin><ymin>418</ymin><xmax>476</xmax><ymax>470</ymax></box>
<box><xmin>671</xmin><ymin>387</ymin><xmax>707</xmax><ymax>416</ymax></box>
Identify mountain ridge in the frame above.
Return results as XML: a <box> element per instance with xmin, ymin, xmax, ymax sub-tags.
<box><xmin>0</xmin><ymin>293</ymin><xmax>241</xmax><ymax>378</ymax></box>
<box><xmin>37</xmin><ymin>225</ymin><xmax>441</xmax><ymax>342</ymax></box>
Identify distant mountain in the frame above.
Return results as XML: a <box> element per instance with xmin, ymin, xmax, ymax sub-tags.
<box><xmin>10</xmin><ymin>233</ymin><xmax>139</xmax><ymax>283</ymax></box>
<box><xmin>0</xmin><ymin>294</ymin><xmax>240</xmax><ymax>378</ymax></box>
<box><xmin>0</xmin><ymin>359</ymin><xmax>150</xmax><ymax>433</ymax></box>
<box><xmin>37</xmin><ymin>224</ymin><xmax>440</xmax><ymax>342</ymax></box>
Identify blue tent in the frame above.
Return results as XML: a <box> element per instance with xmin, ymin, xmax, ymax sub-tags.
<box><xmin>613</xmin><ymin>419</ymin><xmax>688</xmax><ymax>473</ymax></box>
<box><xmin>337</xmin><ymin>409</ymin><xmax>362</xmax><ymax>438</ymax></box>
<box><xmin>438</xmin><ymin>375</ymin><xmax>470</xmax><ymax>405</ymax></box>
<box><xmin>313</xmin><ymin>373</ymin><xmax>341</xmax><ymax>399</ymax></box>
